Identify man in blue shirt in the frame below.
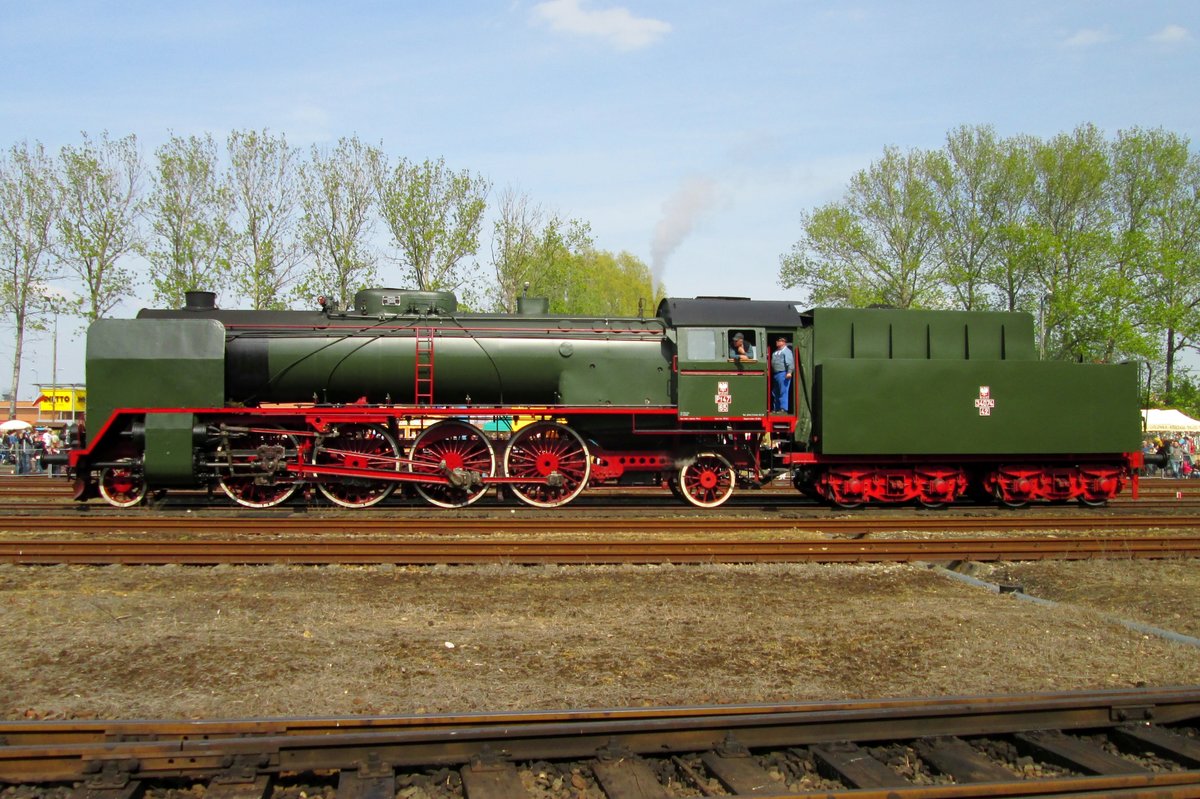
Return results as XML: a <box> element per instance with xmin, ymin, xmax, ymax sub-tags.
<box><xmin>770</xmin><ymin>336</ymin><xmax>794</xmax><ymax>412</ymax></box>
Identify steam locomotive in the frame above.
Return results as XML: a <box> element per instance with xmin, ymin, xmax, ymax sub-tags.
<box><xmin>64</xmin><ymin>287</ymin><xmax>1143</xmax><ymax>509</ymax></box>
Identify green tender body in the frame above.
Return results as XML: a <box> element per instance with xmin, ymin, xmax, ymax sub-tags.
<box><xmin>805</xmin><ymin>307</ymin><xmax>1140</xmax><ymax>456</ymax></box>
<box><xmin>814</xmin><ymin>359</ymin><xmax>1141</xmax><ymax>455</ymax></box>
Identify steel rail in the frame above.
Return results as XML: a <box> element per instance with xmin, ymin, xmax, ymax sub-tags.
<box><xmin>1</xmin><ymin>535</ymin><xmax>1198</xmax><ymax>564</ymax></box>
<box><xmin>1</xmin><ymin>513</ymin><xmax>1200</xmax><ymax>535</ymax></box>
<box><xmin>1</xmin><ymin>687</ymin><xmax>1198</xmax><ymax>786</ymax></box>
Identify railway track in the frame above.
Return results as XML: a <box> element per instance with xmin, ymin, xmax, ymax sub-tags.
<box><xmin>1</xmin><ymin>534</ymin><xmax>1198</xmax><ymax>564</ymax></box>
<box><xmin>1</xmin><ymin>511</ymin><xmax>1200</xmax><ymax>535</ymax></box>
<box><xmin>2</xmin><ymin>687</ymin><xmax>1198</xmax><ymax>797</ymax></box>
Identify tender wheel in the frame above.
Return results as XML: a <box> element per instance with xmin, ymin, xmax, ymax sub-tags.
<box><xmin>1078</xmin><ymin>497</ymin><xmax>1108</xmax><ymax>508</ymax></box>
<box><xmin>314</xmin><ymin>424</ymin><xmax>401</xmax><ymax>508</ymax></box>
<box><xmin>503</xmin><ymin>421</ymin><xmax>591</xmax><ymax>508</ymax></box>
<box><xmin>409</xmin><ymin>420</ymin><xmax>495</xmax><ymax>508</ymax></box>
<box><xmin>219</xmin><ymin>429</ymin><xmax>301</xmax><ymax>509</ymax></box>
<box><xmin>914</xmin><ymin>468</ymin><xmax>963</xmax><ymax>510</ymax></box>
<box><xmin>99</xmin><ymin>464</ymin><xmax>146</xmax><ymax>508</ymax></box>
<box><xmin>994</xmin><ymin>486</ymin><xmax>1028</xmax><ymax>510</ymax></box>
<box><xmin>678</xmin><ymin>452</ymin><xmax>735</xmax><ymax>508</ymax></box>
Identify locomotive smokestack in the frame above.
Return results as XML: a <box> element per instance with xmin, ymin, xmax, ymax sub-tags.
<box><xmin>184</xmin><ymin>291</ymin><xmax>217</xmax><ymax>312</ymax></box>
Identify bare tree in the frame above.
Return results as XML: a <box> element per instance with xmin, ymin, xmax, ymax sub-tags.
<box><xmin>489</xmin><ymin>186</ymin><xmax>546</xmax><ymax>312</ymax></box>
<box><xmin>0</xmin><ymin>141</ymin><xmax>60</xmax><ymax>418</ymax></box>
<box><xmin>57</xmin><ymin>131</ymin><xmax>143</xmax><ymax>322</ymax></box>
<box><xmin>296</xmin><ymin>136</ymin><xmax>380</xmax><ymax>311</ymax></box>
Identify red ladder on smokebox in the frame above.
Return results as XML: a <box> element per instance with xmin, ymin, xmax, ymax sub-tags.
<box><xmin>414</xmin><ymin>327</ymin><xmax>434</xmax><ymax>404</ymax></box>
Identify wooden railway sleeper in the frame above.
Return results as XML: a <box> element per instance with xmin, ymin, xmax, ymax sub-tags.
<box><xmin>701</xmin><ymin>749</ymin><xmax>787</xmax><ymax>795</ymax></box>
<box><xmin>913</xmin><ymin>736</ymin><xmax>1016</xmax><ymax>783</ymax></box>
<box><xmin>809</xmin><ymin>741</ymin><xmax>911</xmax><ymax>789</ymax></box>
<box><xmin>1012</xmin><ymin>730</ymin><xmax>1152</xmax><ymax>776</ymax></box>
<box><xmin>1111</xmin><ymin>723</ymin><xmax>1200</xmax><ymax>768</ymax></box>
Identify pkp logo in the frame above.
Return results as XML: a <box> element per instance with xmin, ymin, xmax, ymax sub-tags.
<box><xmin>974</xmin><ymin>386</ymin><xmax>995</xmax><ymax>417</ymax></box>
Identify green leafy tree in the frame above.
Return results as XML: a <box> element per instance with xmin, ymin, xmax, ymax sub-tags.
<box><xmin>561</xmin><ymin>249</ymin><xmax>661</xmax><ymax>316</ymax></box>
<box><xmin>144</xmin><ymin>133</ymin><xmax>233</xmax><ymax>308</ymax></box>
<box><xmin>1132</xmin><ymin>134</ymin><xmax>1200</xmax><ymax>398</ymax></box>
<box><xmin>488</xmin><ymin>186</ymin><xmax>599</xmax><ymax>312</ymax></box>
<box><xmin>780</xmin><ymin>147</ymin><xmax>944</xmax><ymax>308</ymax></box>
<box><xmin>928</xmin><ymin>126</ymin><xmax>1032</xmax><ymax>311</ymax></box>
<box><xmin>227</xmin><ymin>129</ymin><xmax>303</xmax><ymax>310</ymax></box>
<box><xmin>56</xmin><ymin>131</ymin><xmax>143</xmax><ymax>323</ymax></box>
<box><xmin>1023</xmin><ymin>125</ymin><xmax>1113</xmax><ymax>360</ymax></box>
<box><xmin>0</xmin><ymin>141</ymin><xmax>60</xmax><ymax>418</ymax></box>
<box><xmin>374</xmin><ymin>156</ymin><xmax>490</xmax><ymax>294</ymax></box>
<box><xmin>295</xmin><ymin>136</ymin><xmax>380</xmax><ymax>311</ymax></box>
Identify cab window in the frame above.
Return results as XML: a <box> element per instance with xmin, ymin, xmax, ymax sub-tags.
<box><xmin>681</xmin><ymin>328</ymin><xmax>723</xmax><ymax>361</ymax></box>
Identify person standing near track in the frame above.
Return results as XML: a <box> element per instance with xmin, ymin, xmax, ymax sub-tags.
<box><xmin>770</xmin><ymin>336</ymin><xmax>794</xmax><ymax>413</ymax></box>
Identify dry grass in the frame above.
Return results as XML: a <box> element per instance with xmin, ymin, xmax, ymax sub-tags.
<box><xmin>2</xmin><ymin>559</ymin><xmax>1199</xmax><ymax>721</ymax></box>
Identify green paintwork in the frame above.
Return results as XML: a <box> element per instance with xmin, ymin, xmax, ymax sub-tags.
<box><xmin>674</xmin><ymin>325</ymin><xmax>774</xmax><ymax>418</ymax></box>
<box><xmin>809</xmin><ymin>307</ymin><xmax>1036</xmax><ymax>361</ymax></box>
<box><xmin>143</xmin><ymin>412</ymin><xmax>198</xmax><ymax>484</ymax></box>
<box><xmin>814</xmin><ymin>359</ymin><xmax>1141</xmax><ymax>455</ymax></box>
<box><xmin>677</xmin><ymin>370</ymin><xmax>769</xmax><ymax>418</ymax></box>
<box><xmin>250</xmin><ymin>333</ymin><xmax>673</xmax><ymax>407</ymax></box>
<box><xmin>86</xmin><ymin>318</ymin><xmax>226</xmax><ymax>433</ymax></box>
<box><xmin>353</xmin><ymin>288</ymin><xmax>458</xmax><ymax>316</ymax></box>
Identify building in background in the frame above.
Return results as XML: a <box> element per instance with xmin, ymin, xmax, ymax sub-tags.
<box><xmin>33</xmin><ymin>384</ymin><xmax>86</xmax><ymax>427</ymax></box>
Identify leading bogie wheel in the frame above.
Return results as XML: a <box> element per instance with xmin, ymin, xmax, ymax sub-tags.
<box><xmin>314</xmin><ymin>424</ymin><xmax>402</xmax><ymax>508</ymax></box>
<box><xmin>503</xmin><ymin>421</ymin><xmax>591</xmax><ymax>508</ymax></box>
<box><xmin>409</xmin><ymin>420</ymin><xmax>495</xmax><ymax>508</ymax></box>
<box><xmin>219</xmin><ymin>429</ymin><xmax>301</xmax><ymax>509</ymax></box>
<box><xmin>678</xmin><ymin>452</ymin><xmax>735</xmax><ymax>508</ymax></box>
<box><xmin>99</xmin><ymin>464</ymin><xmax>147</xmax><ymax>508</ymax></box>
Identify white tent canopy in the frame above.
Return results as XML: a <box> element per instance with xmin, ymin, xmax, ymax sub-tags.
<box><xmin>1142</xmin><ymin>408</ymin><xmax>1200</xmax><ymax>433</ymax></box>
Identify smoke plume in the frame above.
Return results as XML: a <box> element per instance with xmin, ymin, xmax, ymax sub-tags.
<box><xmin>650</xmin><ymin>177</ymin><xmax>718</xmax><ymax>288</ymax></box>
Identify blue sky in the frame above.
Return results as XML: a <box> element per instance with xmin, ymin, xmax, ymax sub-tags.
<box><xmin>1</xmin><ymin>0</ymin><xmax>1198</xmax><ymax>388</ymax></box>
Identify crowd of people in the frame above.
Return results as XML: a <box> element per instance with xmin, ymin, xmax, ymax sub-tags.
<box><xmin>1</xmin><ymin>427</ymin><xmax>64</xmax><ymax>476</ymax></box>
<box><xmin>1144</xmin><ymin>434</ymin><xmax>1199</xmax><ymax>478</ymax></box>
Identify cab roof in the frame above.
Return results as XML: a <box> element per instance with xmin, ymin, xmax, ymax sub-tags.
<box><xmin>656</xmin><ymin>297</ymin><xmax>808</xmax><ymax>328</ymax></box>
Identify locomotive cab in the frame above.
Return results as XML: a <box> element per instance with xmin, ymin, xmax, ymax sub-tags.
<box><xmin>657</xmin><ymin>297</ymin><xmax>807</xmax><ymax>427</ymax></box>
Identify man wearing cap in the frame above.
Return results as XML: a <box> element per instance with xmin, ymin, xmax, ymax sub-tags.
<box><xmin>728</xmin><ymin>332</ymin><xmax>755</xmax><ymax>361</ymax></box>
<box><xmin>771</xmin><ymin>336</ymin><xmax>794</xmax><ymax>412</ymax></box>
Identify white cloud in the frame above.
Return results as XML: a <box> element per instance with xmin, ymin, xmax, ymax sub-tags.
<box><xmin>1062</xmin><ymin>28</ymin><xmax>1115</xmax><ymax>48</ymax></box>
<box><xmin>531</xmin><ymin>0</ymin><xmax>671</xmax><ymax>51</ymax></box>
<box><xmin>1149</xmin><ymin>24</ymin><xmax>1191</xmax><ymax>44</ymax></box>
